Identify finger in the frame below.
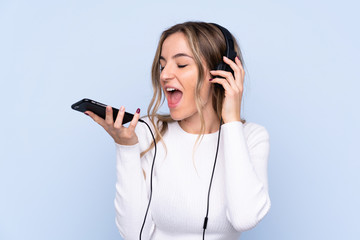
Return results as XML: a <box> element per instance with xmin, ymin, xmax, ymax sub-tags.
<box><xmin>235</xmin><ymin>56</ymin><xmax>245</xmax><ymax>87</ymax></box>
<box><xmin>210</xmin><ymin>69</ymin><xmax>236</xmax><ymax>88</ymax></box>
<box><xmin>128</xmin><ymin>108</ymin><xmax>140</xmax><ymax>132</ymax></box>
<box><xmin>105</xmin><ymin>106</ymin><xmax>114</xmax><ymax>125</ymax></box>
<box><xmin>223</xmin><ymin>56</ymin><xmax>241</xmax><ymax>82</ymax></box>
<box><xmin>209</xmin><ymin>77</ymin><xmax>233</xmax><ymax>93</ymax></box>
<box><xmin>85</xmin><ymin>111</ymin><xmax>106</xmax><ymax>128</ymax></box>
<box><xmin>114</xmin><ymin>106</ymin><xmax>125</xmax><ymax>128</ymax></box>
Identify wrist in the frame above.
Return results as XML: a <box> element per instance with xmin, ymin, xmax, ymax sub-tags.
<box><xmin>222</xmin><ymin>115</ymin><xmax>241</xmax><ymax>124</ymax></box>
<box><xmin>114</xmin><ymin>137</ymin><xmax>139</xmax><ymax>146</ymax></box>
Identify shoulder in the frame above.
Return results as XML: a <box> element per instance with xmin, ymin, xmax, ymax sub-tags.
<box><xmin>222</xmin><ymin>121</ymin><xmax>269</xmax><ymax>138</ymax></box>
<box><xmin>243</xmin><ymin>122</ymin><xmax>269</xmax><ymax>138</ymax></box>
<box><xmin>243</xmin><ymin>121</ymin><xmax>270</xmax><ymax>147</ymax></box>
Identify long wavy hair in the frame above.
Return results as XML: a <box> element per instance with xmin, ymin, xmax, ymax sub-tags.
<box><xmin>141</xmin><ymin>21</ymin><xmax>246</xmax><ymax>157</ymax></box>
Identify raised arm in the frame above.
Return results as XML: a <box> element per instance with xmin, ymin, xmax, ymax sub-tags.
<box><xmin>85</xmin><ymin>106</ymin><xmax>154</xmax><ymax>239</ymax></box>
<box><xmin>221</xmin><ymin>121</ymin><xmax>271</xmax><ymax>231</ymax></box>
<box><xmin>114</xmin><ymin>142</ymin><xmax>154</xmax><ymax>239</ymax></box>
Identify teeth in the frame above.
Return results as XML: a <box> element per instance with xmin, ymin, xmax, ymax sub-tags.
<box><xmin>166</xmin><ymin>88</ymin><xmax>176</xmax><ymax>92</ymax></box>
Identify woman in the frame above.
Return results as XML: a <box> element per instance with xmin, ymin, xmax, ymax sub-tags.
<box><xmin>85</xmin><ymin>21</ymin><xmax>271</xmax><ymax>240</ymax></box>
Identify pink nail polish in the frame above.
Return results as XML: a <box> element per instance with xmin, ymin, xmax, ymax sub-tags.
<box><xmin>209</xmin><ymin>78</ymin><xmax>213</xmax><ymax>81</ymax></box>
<box><xmin>236</xmin><ymin>56</ymin><xmax>239</xmax><ymax>60</ymax></box>
<box><xmin>136</xmin><ymin>108</ymin><xmax>140</xmax><ymax>114</ymax></box>
<box><xmin>84</xmin><ymin>112</ymin><xmax>89</xmax><ymax>116</ymax></box>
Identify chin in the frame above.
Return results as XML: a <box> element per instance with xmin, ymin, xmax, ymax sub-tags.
<box><xmin>169</xmin><ymin>108</ymin><xmax>195</xmax><ymax>121</ymax></box>
<box><xmin>169</xmin><ymin>111</ymin><xmax>183</xmax><ymax>121</ymax></box>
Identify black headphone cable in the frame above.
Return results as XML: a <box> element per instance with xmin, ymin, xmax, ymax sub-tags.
<box><xmin>139</xmin><ymin>120</ymin><xmax>157</xmax><ymax>240</ymax></box>
<box><xmin>202</xmin><ymin>118</ymin><xmax>223</xmax><ymax>240</ymax></box>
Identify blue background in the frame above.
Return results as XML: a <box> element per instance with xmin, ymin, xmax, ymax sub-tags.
<box><xmin>1</xmin><ymin>0</ymin><xmax>359</xmax><ymax>239</ymax></box>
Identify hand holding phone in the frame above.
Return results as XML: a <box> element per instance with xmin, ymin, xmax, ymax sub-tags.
<box><xmin>71</xmin><ymin>98</ymin><xmax>142</xmax><ymax>145</ymax></box>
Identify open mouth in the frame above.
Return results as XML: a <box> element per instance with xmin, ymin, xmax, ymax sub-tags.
<box><xmin>165</xmin><ymin>87</ymin><xmax>183</xmax><ymax>108</ymax></box>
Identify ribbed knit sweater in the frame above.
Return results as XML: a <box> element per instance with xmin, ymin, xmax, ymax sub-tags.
<box><xmin>114</xmin><ymin>118</ymin><xmax>271</xmax><ymax>240</ymax></box>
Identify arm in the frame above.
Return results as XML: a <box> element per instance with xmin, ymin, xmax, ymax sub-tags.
<box><xmin>114</xmin><ymin>142</ymin><xmax>154</xmax><ymax>239</ymax></box>
<box><xmin>85</xmin><ymin>107</ymin><xmax>154</xmax><ymax>239</ymax></box>
<box><xmin>221</xmin><ymin>121</ymin><xmax>271</xmax><ymax>231</ymax></box>
<box><xmin>209</xmin><ymin>55</ymin><xmax>270</xmax><ymax>231</ymax></box>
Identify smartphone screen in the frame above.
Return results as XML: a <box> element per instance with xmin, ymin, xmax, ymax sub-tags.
<box><xmin>71</xmin><ymin>98</ymin><xmax>134</xmax><ymax>124</ymax></box>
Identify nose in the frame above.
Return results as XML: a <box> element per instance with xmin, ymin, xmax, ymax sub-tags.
<box><xmin>160</xmin><ymin>64</ymin><xmax>175</xmax><ymax>82</ymax></box>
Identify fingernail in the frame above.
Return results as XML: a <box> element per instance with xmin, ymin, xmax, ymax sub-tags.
<box><xmin>106</xmin><ymin>106</ymin><xmax>110</xmax><ymax>112</ymax></box>
<box><xmin>236</xmin><ymin>56</ymin><xmax>240</xmax><ymax>60</ymax></box>
<box><xmin>84</xmin><ymin>112</ymin><xmax>89</xmax><ymax>116</ymax></box>
<box><xmin>209</xmin><ymin>78</ymin><xmax>213</xmax><ymax>81</ymax></box>
<box><xmin>120</xmin><ymin>106</ymin><xmax>125</xmax><ymax>112</ymax></box>
<box><xmin>136</xmin><ymin>108</ymin><xmax>140</xmax><ymax>114</ymax></box>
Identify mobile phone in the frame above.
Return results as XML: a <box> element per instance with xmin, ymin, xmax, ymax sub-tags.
<box><xmin>71</xmin><ymin>98</ymin><xmax>135</xmax><ymax>124</ymax></box>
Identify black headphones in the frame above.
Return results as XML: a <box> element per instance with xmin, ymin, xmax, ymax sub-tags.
<box><xmin>211</xmin><ymin>23</ymin><xmax>238</xmax><ymax>77</ymax></box>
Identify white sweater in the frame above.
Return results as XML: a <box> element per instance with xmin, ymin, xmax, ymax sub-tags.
<box><xmin>114</xmin><ymin>118</ymin><xmax>271</xmax><ymax>240</ymax></box>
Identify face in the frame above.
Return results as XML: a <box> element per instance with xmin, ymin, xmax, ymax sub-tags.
<box><xmin>159</xmin><ymin>32</ymin><xmax>213</xmax><ymax>121</ymax></box>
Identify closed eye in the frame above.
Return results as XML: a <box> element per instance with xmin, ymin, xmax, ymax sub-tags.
<box><xmin>178</xmin><ymin>64</ymin><xmax>188</xmax><ymax>68</ymax></box>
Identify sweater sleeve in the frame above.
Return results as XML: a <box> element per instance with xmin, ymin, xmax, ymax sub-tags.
<box><xmin>221</xmin><ymin>121</ymin><xmax>271</xmax><ymax>232</ymax></box>
<box><xmin>114</xmin><ymin>122</ymin><xmax>155</xmax><ymax>240</ymax></box>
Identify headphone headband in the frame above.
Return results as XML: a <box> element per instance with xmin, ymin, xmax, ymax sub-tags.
<box><xmin>210</xmin><ymin>23</ymin><xmax>237</xmax><ymax>61</ymax></box>
<box><xmin>210</xmin><ymin>23</ymin><xmax>237</xmax><ymax>76</ymax></box>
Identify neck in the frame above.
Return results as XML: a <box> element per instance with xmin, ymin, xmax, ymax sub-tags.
<box><xmin>178</xmin><ymin>107</ymin><xmax>220</xmax><ymax>134</ymax></box>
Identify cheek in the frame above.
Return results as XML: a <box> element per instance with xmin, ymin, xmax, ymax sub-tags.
<box><xmin>182</xmin><ymin>78</ymin><xmax>197</xmax><ymax>101</ymax></box>
<box><xmin>181</xmin><ymin>66</ymin><xmax>212</xmax><ymax>105</ymax></box>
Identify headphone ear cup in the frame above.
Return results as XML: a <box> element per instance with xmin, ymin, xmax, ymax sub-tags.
<box><xmin>215</xmin><ymin>61</ymin><xmax>235</xmax><ymax>78</ymax></box>
<box><xmin>216</xmin><ymin>62</ymin><xmax>227</xmax><ymax>71</ymax></box>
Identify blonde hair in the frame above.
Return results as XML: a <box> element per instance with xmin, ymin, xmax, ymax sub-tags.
<box><xmin>141</xmin><ymin>21</ymin><xmax>246</xmax><ymax>157</ymax></box>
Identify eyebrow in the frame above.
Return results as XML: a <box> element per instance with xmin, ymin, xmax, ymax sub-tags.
<box><xmin>159</xmin><ymin>53</ymin><xmax>193</xmax><ymax>61</ymax></box>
